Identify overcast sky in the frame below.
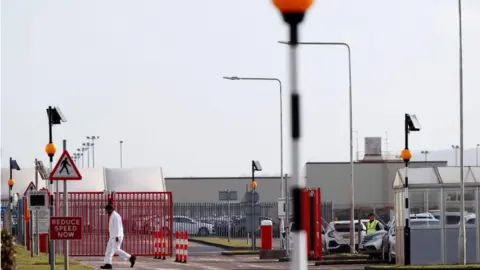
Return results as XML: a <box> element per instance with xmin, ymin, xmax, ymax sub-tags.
<box><xmin>1</xmin><ymin>0</ymin><xmax>480</xmax><ymax>177</ymax></box>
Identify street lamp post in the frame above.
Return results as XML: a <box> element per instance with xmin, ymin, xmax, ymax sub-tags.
<box><xmin>87</xmin><ymin>136</ymin><xmax>100</xmax><ymax>168</ymax></box>
<box><xmin>476</xmin><ymin>144</ymin><xmax>479</xmax><ymax>166</ymax></box>
<box><xmin>120</xmin><ymin>140</ymin><xmax>124</xmax><ymax>168</ymax></box>
<box><xmin>457</xmin><ymin>0</ymin><xmax>466</xmax><ymax>265</ymax></box>
<box><xmin>77</xmin><ymin>149</ymin><xmax>83</xmax><ymax>168</ymax></box>
<box><xmin>420</xmin><ymin>150</ymin><xmax>429</xmax><ymax>162</ymax></box>
<box><xmin>278</xmin><ymin>40</ymin><xmax>355</xmax><ymax>252</ymax></box>
<box><xmin>451</xmin><ymin>145</ymin><xmax>459</xmax><ymax>166</ymax></box>
<box><xmin>83</xmin><ymin>143</ymin><xmax>91</xmax><ymax>168</ymax></box>
<box><xmin>222</xmin><ymin>76</ymin><xmax>286</xmax><ymax>241</ymax></box>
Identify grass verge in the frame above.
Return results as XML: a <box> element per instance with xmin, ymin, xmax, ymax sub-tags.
<box><xmin>367</xmin><ymin>264</ymin><xmax>480</xmax><ymax>269</ymax></box>
<box><xmin>15</xmin><ymin>245</ymin><xmax>93</xmax><ymax>270</ymax></box>
<box><xmin>190</xmin><ymin>237</ymin><xmax>252</xmax><ymax>250</ymax></box>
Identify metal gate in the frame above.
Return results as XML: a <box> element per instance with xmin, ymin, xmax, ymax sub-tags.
<box><xmin>56</xmin><ymin>191</ymin><xmax>173</xmax><ymax>257</ymax></box>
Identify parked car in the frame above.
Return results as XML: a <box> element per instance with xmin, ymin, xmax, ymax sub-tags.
<box><xmin>428</xmin><ymin>210</ymin><xmax>476</xmax><ymax>225</ymax></box>
<box><xmin>381</xmin><ymin>218</ymin><xmax>440</xmax><ymax>264</ymax></box>
<box><xmin>139</xmin><ymin>215</ymin><xmax>215</xmax><ymax>236</ymax></box>
<box><xmin>325</xmin><ymin>219</ymin><xmax>380</xmax><ymax>253</ymax></box>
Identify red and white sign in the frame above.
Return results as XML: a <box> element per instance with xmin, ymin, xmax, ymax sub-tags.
<box><xmin>49</xmin><ymin>150</ymin><xmax>82</xmax><ymax>180</ymax></box>
<box><xmin>49</xmin><ymin>217</ymin><xmax>83</xmax><ymax>240</ymax></box>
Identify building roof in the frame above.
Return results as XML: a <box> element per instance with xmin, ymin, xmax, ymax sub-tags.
<box><xmin>1</xmin><ymin>167</ymin><xmax>166</xmax><ymax>198</ymax></box>
<box><xmin>393</xmin><ymin>166</ymin><xmax>480</xmax><ymax>188</ymax></box>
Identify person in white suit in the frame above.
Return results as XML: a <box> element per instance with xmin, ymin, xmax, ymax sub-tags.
<box><xmin>101</xmin><ymin>204</ymin><xmax>136</xmax><ymax>269</ymax></box>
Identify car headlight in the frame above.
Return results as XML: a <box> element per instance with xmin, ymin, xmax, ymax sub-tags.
<box><xmin>327</xmin><ymin>231</ymin><xmax>335</xmax><ymax>238</ymax></box>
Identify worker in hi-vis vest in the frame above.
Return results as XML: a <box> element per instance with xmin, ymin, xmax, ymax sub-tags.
<box><xmin>366</xmin><ymin>213</ymin><xmax>381</xmax><ymax>234</ymax></box>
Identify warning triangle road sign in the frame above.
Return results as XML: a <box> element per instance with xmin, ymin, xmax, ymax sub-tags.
<box><xmin>49</xmin><ymin>150</ymin><xmax>82</xmax><ymax>180</ymax></box>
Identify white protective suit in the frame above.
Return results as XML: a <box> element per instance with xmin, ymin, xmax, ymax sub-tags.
<box><xmin>104</xmin><ymin>210</ymin><xmax>131</xmax><ymax>265</ymax></box>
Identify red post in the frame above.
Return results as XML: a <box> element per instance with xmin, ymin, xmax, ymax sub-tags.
<box><xmin>315</xmin><ymin>187</ymin><xmax>322</xmax><ymax>261</ymax></box>
<box><xmin>302</xmin><ymin>189</ymin><xmax>311</xmax><ymax>258</ymax></box>
<box><xmin>39</xmin><ymin>233</ymin><xmax>49</xmax><ymax>253</ymax></box>
<box><xmin>260</xmin><ymin>220</ymin><xmax>273</xmax><ymax>250</ymax></box>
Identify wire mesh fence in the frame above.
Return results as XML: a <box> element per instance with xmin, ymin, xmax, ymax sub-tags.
<box><xmin>170</xmin><ymin>201</ymin><xmax>393</xmax><ymax>240</ymax></box>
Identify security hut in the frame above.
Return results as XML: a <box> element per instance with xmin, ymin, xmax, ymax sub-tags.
<box><xmin>393</xmin><ymin>166</ymin><xmax>480</xmax><ymax>265</ymax></box>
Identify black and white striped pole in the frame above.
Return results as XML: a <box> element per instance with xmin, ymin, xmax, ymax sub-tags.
<box><xmin>272</xmin><ymin>0</ymin><xmax>314</xmax><ymax>269</ymax></box>
<box><xmin>401</xmin><ymin>113</ymin><xmax>421</xmax><ymax>265</ymax></box>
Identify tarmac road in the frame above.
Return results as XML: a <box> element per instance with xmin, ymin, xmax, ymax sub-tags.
<box><xmin>77</xmin><ymin>254</ymin><xmax>368</xmax><ymax>270</ymax></box>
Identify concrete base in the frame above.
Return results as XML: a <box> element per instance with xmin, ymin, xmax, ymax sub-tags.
<box><xmin>259</xmin><ymin>249</ymin><xmax>287</xmax><ymax>259</ymax></box>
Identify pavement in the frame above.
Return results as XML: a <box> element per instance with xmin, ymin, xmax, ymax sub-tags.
<box><xmin>77</xmin><ymin>255</ymin><xmax>368</xmax><ymax>269</ymax></box>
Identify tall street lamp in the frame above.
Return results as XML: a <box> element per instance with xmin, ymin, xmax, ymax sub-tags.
<box><xmin>222</xmin><ymin>76</ymin><xmax>286</xmax><ymax>237</ymax></box>
<box><xmin>82</xmin><ymin>143</ymin><xmax>91</xmax><ymax>168</ymax></box>
<box><xmin>87</xmin><ymin>136</ymin><xmax>100</xmax><ymax>168</ymax></box>
<box><xmin>476</xmin><ymin>144</ymin><xmax>479</xmax><ymax>166</ymax></box>
<box><xmin>420</xmin><ymin>150</ymin><xmax>429</xmax><ymax>162</ymax></box>
<box><xmin>119</xmin><ymin>140</ymin><xmax>124</xmax><ymax>168</ymax></box>
<box><xmin>451</xmin><ymin>145</ymin><xmax>459</xmax><ymax>166</ymax></box>
<box><xmin>457</xmin><ymin>0</ymin><xmax>466</xmax><ymax>264</ymax></box>
<box><xmin>278</xmin><ymin>40</ymin><xmax>355</xmax><ymax>252</ymax></box>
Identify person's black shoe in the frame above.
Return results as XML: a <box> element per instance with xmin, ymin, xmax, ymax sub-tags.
<box><xmin>129</xmin><ymin>256</ymin><xmax>136</xmax><ymax>267</ymax></box>
<box><xmin>100</xmin><ymin>264</ymin><xmax>113</xmax><ymax>269</ymax></box>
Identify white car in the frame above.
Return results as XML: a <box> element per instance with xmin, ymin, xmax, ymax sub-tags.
<box><xmin>143</xmin><ymin>215</ymin><xmax>215</xmax><ymax>236</ymax></box>
<box><xmin>325</xmin><ymin>219</ymin><xmax>375</xmax><ymax>253</ymax></box>
<box><xmin>287</xmin><ymin>222</ymin><xmax>327</xmax><ymax>254</ymax></box>
<box><xmin>429</xmin><ymin>211</ymin><xmax>476</xmax><ymax>225</ymax></box>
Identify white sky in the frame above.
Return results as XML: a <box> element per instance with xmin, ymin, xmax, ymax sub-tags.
<box><xmin>1</xmin><ymin>0</ymin><xmax>480</xmax><ymax>177</ymax></box>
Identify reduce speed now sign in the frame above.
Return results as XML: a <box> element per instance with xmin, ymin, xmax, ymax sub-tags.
<box><xmin>49</xmin><ymin>217</ymin><xmax>83</xmax><ymax>240</ymax></box>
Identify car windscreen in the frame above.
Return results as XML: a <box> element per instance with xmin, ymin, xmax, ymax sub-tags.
<box><xmin>334</xmin><ymin>223</ymin><xmax>361</xmax><ymax>232</ymax></box>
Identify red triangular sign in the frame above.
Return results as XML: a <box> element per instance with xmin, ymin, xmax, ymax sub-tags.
<box><xmin>49</xmin><ymin>150</ymin><xmax>82</xmax><ymax>180</ymax></box>
<box><xmin>23</xmin><ymin>182</ymin><xmax>37</xmax><ymax>196</ymax></box>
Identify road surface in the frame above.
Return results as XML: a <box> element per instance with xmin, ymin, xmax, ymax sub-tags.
<box><xmin>77</xmin><ymin>253</ymin><xmax>368</xmax><ymax>270</ymax></box>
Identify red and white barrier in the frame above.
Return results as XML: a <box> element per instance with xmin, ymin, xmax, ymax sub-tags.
<box><xmin>174</xmin><ymin>231</ymin><xmax>188</xmax><ymax>263</ymax></box>
<box><xmin>153</xmin><ymin>231</ymin><xmax>167</xmax><ymax>260</ymax></box>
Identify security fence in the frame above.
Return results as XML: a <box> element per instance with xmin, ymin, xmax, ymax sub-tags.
<box><xmin>171</xmin><ymin>201</ymin><xmax>393</xmax><ymax>241</ymax></box>
<box><xmin>172</xmin><ymin>201</ymin><xmax>336</xmax><ymax>240</ymax></box>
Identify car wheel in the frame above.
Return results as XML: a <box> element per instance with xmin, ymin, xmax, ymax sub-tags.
<box><xmin>198</xmin><ymin>227</ymin><xmax>209</xmax><ymax>237</ymax></box>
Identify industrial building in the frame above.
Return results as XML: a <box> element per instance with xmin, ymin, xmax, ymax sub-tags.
<box><xmin>166</xmin><ymin>137</ymin><xmax>448</xmax><ymax>205</ymax></box>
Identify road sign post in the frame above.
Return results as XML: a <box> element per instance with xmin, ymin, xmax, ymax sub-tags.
<box><xmin>49</xmin><ymin>144</ymin><xmax>82</xmax><ymax>270</ymax></box>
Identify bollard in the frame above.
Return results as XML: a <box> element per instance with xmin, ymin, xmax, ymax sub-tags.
<box><xmin>260</xmin><ymin>220</ymin><xmax>273</xmax><ymax>250</ymax></box>
<box><xmin>153</xmin><ymin>231</ymin><xmax>167</xmax><ymax>259</ymax></box>
<box><xmin>182</xmin><ymin>231</ymin><xmax>189</xmax><ymax>263</ymax></box>
<box><xmin>175</xmin><ymin>231</ymin><xmax>180</xmax><ymax>262</ymax></box>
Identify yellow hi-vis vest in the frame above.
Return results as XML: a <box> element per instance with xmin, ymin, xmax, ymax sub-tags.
<box><xmin>367</xmin><ymin>220</ymin><xmax>379</xmax><ymax>234</ymax></box>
